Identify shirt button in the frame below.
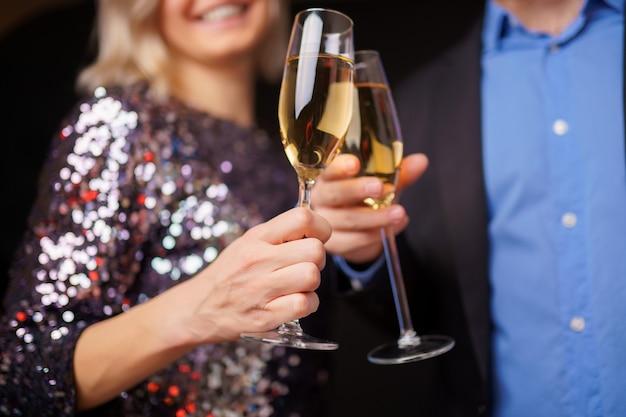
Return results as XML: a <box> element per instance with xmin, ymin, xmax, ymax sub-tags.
<box><xmin>570</xmin><ymin>316</ymin><xmax>586</xmax><ymax>332</ymax></box>
<box><xmin>549</xmin><ymin>44</ymin><xmax>560</xmax><ymax>53</ymax></box>
<box><xmin>553</xmin><ymin>119</ymin><xmax>569</xmax><ymax>135</ymax></box>
<box><xmin>561</xmin><ymin>212</ymin><xmax>577</xmax><ymax>228</ymax></box>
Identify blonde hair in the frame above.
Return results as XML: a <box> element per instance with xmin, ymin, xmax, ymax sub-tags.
<box><xmin>76</xmin><ymin>0</ymin><xmax>290</xmax><ymax>101</ymax></box>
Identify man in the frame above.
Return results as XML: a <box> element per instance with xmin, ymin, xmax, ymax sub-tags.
<box><xmin>315</xmin><ymin>0</ymin><xmax>626</xmax><ymax>415</ymax></box>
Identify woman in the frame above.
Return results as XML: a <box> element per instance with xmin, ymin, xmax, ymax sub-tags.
<box><xmin>0</xmin><ymin>0</ymin><xmax>332</xmax><ymax>415</ymax></box>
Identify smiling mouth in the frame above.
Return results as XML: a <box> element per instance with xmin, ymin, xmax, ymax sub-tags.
<box><xmin>201</xmin><ymin>4</ymin><xmax>247</xmax><ymax>22</ymax></box>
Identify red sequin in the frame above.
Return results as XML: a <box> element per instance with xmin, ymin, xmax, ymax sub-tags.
<box><xmin>168</xmin><ymin>385</ymin><xmax>180</xmax><ymax>397</ymax></box>
<box><xmin>81</xmin><ymin>190</ymin><xmax>99</xmax><ymax>202</ymax></box>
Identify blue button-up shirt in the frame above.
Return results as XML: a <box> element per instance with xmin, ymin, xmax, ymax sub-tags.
<box><xmin>482</xmin><ymin>1</ymin><xmax>625</xmax><ymax>416</ymax></box>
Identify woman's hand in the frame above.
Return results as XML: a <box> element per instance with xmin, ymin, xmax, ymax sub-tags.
<box><xmin>171</xmin><ymin>207</ymin><xmax>332</xmax><ymax>345</ymax></box>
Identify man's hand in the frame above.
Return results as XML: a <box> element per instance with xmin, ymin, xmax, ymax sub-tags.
<box><xmin>312</xmin><ymin>152</ymin><xmax>428</xmax><ymax>264</ymax></box>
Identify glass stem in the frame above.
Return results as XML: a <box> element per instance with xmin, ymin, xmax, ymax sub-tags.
<box><xmin>278</xmin><ymin>176</ymin><xmax>317</xmax><ymax>336</ymax></box>
<box><xmin>381</xmin><ymin>225</ymin><xmax>421</xmax><ymax>347</ymax></box>
<box><xmin>278</xmin><ymin>320</ymin><xmax>304</xmax><ymax>336</ymax></box>
<box><xmin>298</xmin><ymin>177</ymin><xmax>316</xmax><ymax>208</ymax></box>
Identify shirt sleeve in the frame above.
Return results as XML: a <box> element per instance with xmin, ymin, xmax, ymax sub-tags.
<box><xmin>332</xmin><ymin>254</ymin><xmax>385</xmax><ymax>290</ymax></box>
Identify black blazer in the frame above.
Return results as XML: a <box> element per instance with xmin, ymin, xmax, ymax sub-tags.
<box><xmin>327</xmin><ymin>5</ymin><xmax>626</xmax><ymax>417</ymax></box>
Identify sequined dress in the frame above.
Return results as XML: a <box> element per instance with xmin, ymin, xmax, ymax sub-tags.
<box><xmin>0</xmin><ymin>83</ymin><xmax>328</xmax><ymax>417</ymax></box>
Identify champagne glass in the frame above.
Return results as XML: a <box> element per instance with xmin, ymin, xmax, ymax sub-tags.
<box><xmin>241</xmin><ymin>8</ymin><xmax>355</xmax><ymax>350</ymax></box>
<box><xmin>342</xmin><ymin>50</ymin><xmax>455</xmax><ymax>364</ymax></box>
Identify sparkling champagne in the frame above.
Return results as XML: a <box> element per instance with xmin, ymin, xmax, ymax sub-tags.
<box><xmin>343</xmin><ymin>81</ymin><xmax>404</xmax><ymax>209</ymax></box>
<box><xmin>279</xmin><ymin>53</ymin><xmax>354</xmax><ymax>181</ymax></box>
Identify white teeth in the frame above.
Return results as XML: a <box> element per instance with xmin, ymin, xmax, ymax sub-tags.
<box><xmin>201</xmin><ymin>4</ymin><xmax>244</xmax><ymax>22</ymax></box>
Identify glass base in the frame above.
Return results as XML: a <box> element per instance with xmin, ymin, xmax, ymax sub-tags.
<box><xmin>367</xmin><ymin>334</ymin><xmax>455</xmax><ymax>365</ymax></box>
<box><xmin>241</xmin><ymin>329</ymin><xmax>339</xmax><ymax>350</ymax></box>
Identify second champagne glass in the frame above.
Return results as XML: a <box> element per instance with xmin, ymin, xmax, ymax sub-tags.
<box><xmin>342</xmin><ymin>50</ymin><xmax>455</xmax><ymax>364</ymax></box>
<box><xmin>241</xmin><ymin>8</ymin><xmax>355</xmax><ymax>350</ymax></box>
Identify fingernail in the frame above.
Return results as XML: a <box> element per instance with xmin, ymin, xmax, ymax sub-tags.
<box><xmin>389</xmin><ymin>207</ymin><xmax>404</xmax><ymax>222</ymax></box>
<box><xmin>364</xmin><ymin>181</ymin><xmax>382</xmax><ymax>195</ymax></box>
<box><xmin>346</xmin><ymin>158</ymin><xmax>358</xmax><ymax>172</ymax></box>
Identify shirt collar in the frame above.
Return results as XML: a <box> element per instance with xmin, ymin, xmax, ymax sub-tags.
<box><xmin>482</xmin><ymin>0</ymin><xmax>623</xmax><ymax>53</ymax></box>
<box><xmin>482</xmin><ymin>1</ymin><xmax>514</xmax><ymax>53</ymax></box>
<box><xmin>604</xmin><ymin>0</ymin><xmax>624</xmax><ymax>12</ymax></box>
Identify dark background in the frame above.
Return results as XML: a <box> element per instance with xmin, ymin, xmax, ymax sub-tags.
<box><xmin>0</xmin><ymin>1</ymin><xmax>483</xmax><ymax>415</ymax></box>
